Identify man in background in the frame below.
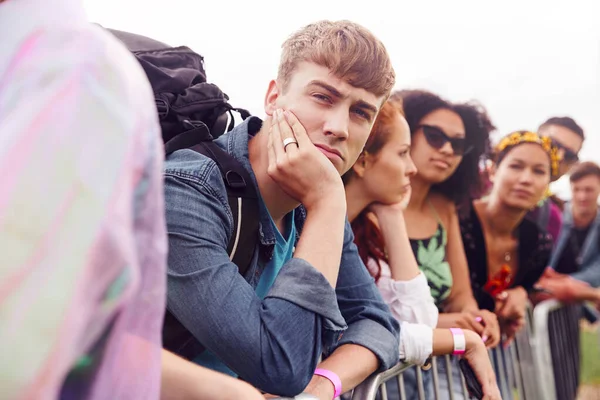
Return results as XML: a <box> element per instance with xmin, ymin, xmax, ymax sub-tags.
<box><xmin>529</xmin><ymin>116</ymin><xmax>585</xmax><ymax>243</ymax></box>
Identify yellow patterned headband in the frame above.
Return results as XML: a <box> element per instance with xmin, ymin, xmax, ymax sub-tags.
<box><xmin>494</xmin><ymin>131</ymin><xmax>561</xmax><ymax>177</ymax></box>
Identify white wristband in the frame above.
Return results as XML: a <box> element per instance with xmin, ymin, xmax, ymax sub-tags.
<box><xmin>450</xmin><ymin>328</ymin><xmax>466</xmax><ymax>355</ymax></box>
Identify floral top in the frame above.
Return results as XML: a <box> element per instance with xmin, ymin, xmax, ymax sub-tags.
<box><xmin>460</xmin><ymin>205</ymin><xmax>553</xmax><ymax>311</ymax></box>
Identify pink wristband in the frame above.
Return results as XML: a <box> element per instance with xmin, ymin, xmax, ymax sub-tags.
<box><xmin>314</xmin><ymin>368</ymin><xmax>342</xmax><ymax>399</ymax></box>
<box><xmin>450</xmin><ymin>328</ymin><xmax>466</xmax><ymax>355</ymax></box>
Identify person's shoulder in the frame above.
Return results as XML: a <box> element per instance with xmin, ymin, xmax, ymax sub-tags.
<box><xmin>36</xmin><ymin>24</ymin><xmax>154</xmax><ymax>109</ymax></box>
<box><xmin>164</xmin><ymin>149</ymin><xmax>226</xmax><ymax>196</ymax></box>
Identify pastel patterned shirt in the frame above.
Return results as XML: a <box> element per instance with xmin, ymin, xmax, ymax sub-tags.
<box><xmin>0</xmin><ymin>1</ymin><xmax>167</xmax><ymax>398</ymax></box>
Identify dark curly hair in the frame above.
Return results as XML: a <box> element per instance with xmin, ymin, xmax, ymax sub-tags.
<box><xmin>391</xmin><ymin>89</ymin><xmax>494</xmax><ymax>206</ymax></box>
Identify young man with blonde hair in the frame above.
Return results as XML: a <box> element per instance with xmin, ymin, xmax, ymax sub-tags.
<box><xmin>163</xmin><ymin>20</ymin><xmax>400</xmax><ymax>398</ymax></box>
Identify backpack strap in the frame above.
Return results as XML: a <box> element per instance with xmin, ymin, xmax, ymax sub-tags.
<box><xmin>189</xmin><ymin>140</ymin><xmax>259</xmax><ymax>272</ymax></box>
<box><xmin>164</xmin><ymin>122</ymin><xmax>259</xmax><ymax>270</ymax></box>
<box><xmin>162</xmin><ymin>124</ymin><xmax>259</xmax><ymax>360</ymax></box>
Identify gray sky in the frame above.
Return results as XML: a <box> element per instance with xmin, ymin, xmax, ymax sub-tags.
<box><xmin>85</xmin><ymin>0</ymin><xmax>600</xmax><ymax>198</ymax></box>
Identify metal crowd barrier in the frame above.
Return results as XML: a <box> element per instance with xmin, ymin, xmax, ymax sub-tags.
<box><xmin>275</xmin><ymin>300</ymin><xmax>599</xmax><ymax>400</ymax></box>
<box><xmin>350</xmin><ymin>303</ymin><xmax>541</xmax><ymax>400</ymax></box>
<box><xmin>531</xmin><ymin>299</ymin><xmax>600</xmax><ymax>400</ymax></box>
<box><xmin>350</xmin><ymin>362</ymin><xmax>412</xmax><ymax>400</ymax></box>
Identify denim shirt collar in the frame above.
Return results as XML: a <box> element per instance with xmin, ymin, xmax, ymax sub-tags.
<box><xmin>215</xmin><ymin>117</ymin><xmax>306</xmax><ymax>259</ymax></box>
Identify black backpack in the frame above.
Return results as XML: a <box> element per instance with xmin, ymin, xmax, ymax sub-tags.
<box><xmin>109</xmin><ymin>29</ymin><xmax>259</xmax><ymax>359</ymax></box>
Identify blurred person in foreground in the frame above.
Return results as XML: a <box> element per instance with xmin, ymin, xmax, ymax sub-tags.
<box><xmin>0</xmin><ymin>0</ymin><xmax>264</xmax><ymax>399</ymax></box>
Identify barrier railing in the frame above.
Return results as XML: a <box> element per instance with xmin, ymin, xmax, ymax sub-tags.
<box><xmin>531</xmin><ymin>299</ymin><xmax>563</xmax><ymax>400</ymax></box>
<box><xmin>350</xmin><ymin>362</ymin><xmax>412</xmax><ymax>400</ymax></box>
<box><xmin>531</xmin><ymin>299</ymin><xmax>600</xmax><ymax>400</ymax></box>
<box><xmin>350</xmin><ymin>303</ymin><xmax>540</xmax><ymax>400</ymax></box>
<box><xmin>274</xmin><ymin>300</ymin><xmax>599</xmax><ymax>400</ymax></box>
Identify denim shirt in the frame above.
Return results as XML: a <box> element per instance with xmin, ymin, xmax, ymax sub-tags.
<box><xmin>550</xmin><ymin>202</ymin><xmax>600</xmax><ymax>287</ymax></box>
<box><xmin>163</xmin><ymin>117</ymin><xmax>400</xmax><ymax>396</ymax></box>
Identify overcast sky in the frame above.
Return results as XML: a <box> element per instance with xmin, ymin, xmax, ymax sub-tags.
<box><xmin>84</xmin><ymin>0</ymin><xmax>599</xmax><ymax>199</ymax></box>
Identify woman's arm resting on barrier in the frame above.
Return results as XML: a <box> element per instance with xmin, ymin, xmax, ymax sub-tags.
<box><xmin>494</xmin><ymin>287</ymin><xmax>527</xmax><ymax>344</ymax></box>
<box><xmin>442</xmin><ymin>205</ymin><xmax>480</xmax><ymax>313</ymax></box>
<box><xmin>460</xmin><ymin>330</ymin><xmax>502</xmax><ymax>400</ymax></box>
<box><xmin>441</xmin><ymin>207</ymin><xmax>502</xmax><ymax>348</ymax></box>
<box><xmin>303</xmin><ymin>344</ymin><xmax>378</xmax><ymax>400</ymax></box>
<box><xmin>437</xmin><ymin>311</ymin><xmax>501</xmax><ymax>349</ymax></box>
<box><xmin>160</xmin><ymin>350</ymin><xmax>265</xmax><ymax>400</ymax></box>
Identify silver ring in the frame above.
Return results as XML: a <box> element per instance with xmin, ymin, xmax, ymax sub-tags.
<box><xmin>282</xmin><ymin>137</ymin><xmax>298</xmax><ymax>151</ymax></box>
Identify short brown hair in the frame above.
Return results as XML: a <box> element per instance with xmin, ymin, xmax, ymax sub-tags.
<box><xmin>570</xmin><ymin>161</ymin><xmax>600</xmax><ymax>183</ymax></box>
<box><xmin>278</xmin><ymin>20</ymin><xmax>395</xmax><ymax>99</ymax></box>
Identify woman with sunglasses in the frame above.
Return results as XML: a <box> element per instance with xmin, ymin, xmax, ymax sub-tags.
<box><xmin>392</xmin><ymin>90</ymin><xmax>500</xmax><ymax>339</ymax></box>
<box><xmin>389</xmin><ymin>89</ymin><xmax>501</xmax><ymax>399</ymax></box>
<box><xmin>343</xmin><ymin>99</ymin><xmax>501</xmax><ymax>400</ymax></box>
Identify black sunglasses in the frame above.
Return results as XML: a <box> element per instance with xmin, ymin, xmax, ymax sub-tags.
<box><xmin>418</xmin><ymin>124</ymin><xmax>472</xmax><ymax>156</ymax></box>
<box><xmin>552</xmin><ymin>139</ymin><xmax>579</xmax><ymax>164</ymax></box>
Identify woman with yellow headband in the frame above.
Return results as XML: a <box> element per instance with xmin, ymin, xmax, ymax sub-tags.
<box><xmin>460</xmin><ymin>131</ymin><xmax>558</xmax><ymax>343</ymax></box>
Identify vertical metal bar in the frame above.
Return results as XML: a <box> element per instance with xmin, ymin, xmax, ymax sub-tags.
<box><xmin>509</xmin><ymin>340</ymin><xmax>525</xmax><ymax>400</ymax></box>
<box><xmin>445</xmin><ymin>355</ymin><xmax>455</xmax><ymax>400</ymax></box>
<box><xmin>532</xmin><ymin>300</ymin><xmax>560</xmax><ymax>400</ymax></box>
<box><xmin>378</xmin><ymin>384</ymin><xmax>387</xmax><ymax>400</ymax></box>
<box><xmin>416</xmin><ymin>367</ymin><xmax>425</xmax><ymax>400</ymax></box>
<box><xmin>431</xmin><ymin>357</ymin><xmax>441</xmax><ymax>400</ymax></box>
<box><xmin>503</xmin><ymin>343</ymin><xmax>516</xmax><ymax>400</ymax></box>
<box><xmin>398</xmin><ymin>373</ymin><xmax>407</xmax><ymax>400</ymax></box>
<box><xmin>494</xmin><ymin>344</ymin><xmax>510</xmax><ymax>399</ymax></box>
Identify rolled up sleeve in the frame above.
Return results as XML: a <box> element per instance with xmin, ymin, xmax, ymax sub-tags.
<box><xmin>268</xmin><ymin>257</ymin><xmax>347</xmax><ymax>330</ymax></box>
<box><xmin>375</xmin><ymin>262</ymin><xmax>439</xmax><ymax>329</ymax></box>
<box><xmin>399</xmin><ymin>322</ymin><xmax>434</xmax><ymax>365</ymax></box>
